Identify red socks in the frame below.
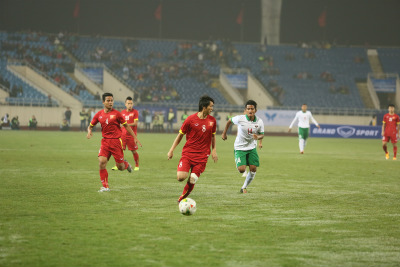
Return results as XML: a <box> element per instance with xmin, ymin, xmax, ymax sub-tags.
<box><xmin>394</xmin><ymin>146</ymin><xmax>397</xmax><ymax>158</ymax></box>
<box><xmin>99</xmin><ymin>169</ymin><xmax>108</xmax><ymax>188</ymax></box>
<box><xmin>383</xmin><ymin>145</ymin><xmax>388</xmax><ymax>153</ymax></box>
<box><xmin>133</xmin><ymin>152</ymin><xmax>139</xmax><ymax>167</ymax></box>
<box><xmin>178</xmin><ymin>182</ymin><xmax>195</xmax><ymax>202</ymax></box>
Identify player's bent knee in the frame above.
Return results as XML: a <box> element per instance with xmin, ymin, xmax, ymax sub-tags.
<box><xmin>189</xmin><ymin>173</ymin><xmax>198</xmax><ymax>184</ymax></box>
<box><xmin>116</xmin><ymin>162</ymin><xmax>125</xmax><ymax>171</ymax></box>
<box><xmin>249</xmin><ymin>165</ymin><xmax>257</xmax><ymax>172</ymax></box>
<box><xmin>177</xmin><ymin>172</ymin><xmax>189</xmax><ymax>182</ymax></box>
<box><xmin>237</xmin><ymin>166</ymin><xmax>246</xmax><ymax>173</ymax></box>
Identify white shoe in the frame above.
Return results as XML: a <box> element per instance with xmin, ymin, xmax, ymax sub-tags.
<box><xmin>242</xmin><ymin>171</ymin><xmax>248</xmax><ymax>177</ymax></box>
<box><xmin>98</xmin><ymin>187</ymin><xmax>110</xmax><ymax>192</ymax></box>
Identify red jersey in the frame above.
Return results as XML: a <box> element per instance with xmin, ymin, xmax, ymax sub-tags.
<box><xmin>383</xmin><ymin>113</ymin><xmax>400</xmax><ymax>136</ymax></box>
<box><xmin>90</xmin><ymin>109</ymin><xmax>126</xmax><ymax>139</ymax></box>
<box><xmin>121</xmin><ymin>109</ymin><xmax>139</xmax><ymax>136</ymax></box>
<box><xmin>179</xmin><ymin>113</ymin><xmax>216</xmax><ymax>162</ymax></box>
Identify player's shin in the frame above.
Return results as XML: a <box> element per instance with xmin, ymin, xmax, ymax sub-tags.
<box><xmin>99</xmin><ymin>169</ymin><xmax>109</xmax><ymax>188</ymax></box>
<box><xmin>242</xmin><ymin>171</ymin><xmax>256</xmax><ymax>189</ymax></box>
<box><xmin>299</xmin><ymin>139</ymin><xmax>305</xmax><ymax>152</ymax></box>
<box><xmin>178</xmin><ymin>173</ymin><xmax>198</xmax><ymax>202</ymax></box>
<box><xmin>394</xmin><ymin>146</ymin><xmax>397</xmax><ymax>157</ymax></box>
<box><xmin>383</xmin><ymin>144</ymin><xmax>388</xmax><ymax>153</ymax></box>
<box><xmin>133</xmin><ymin>151</ymin><xmax>139</xmax><ymax>167</ymax></box>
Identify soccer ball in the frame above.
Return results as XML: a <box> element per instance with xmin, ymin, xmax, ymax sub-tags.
<box><xmin>179</xmin><ymin>198</ymin><xmax>196</xmax><ymax>215</ymax></box>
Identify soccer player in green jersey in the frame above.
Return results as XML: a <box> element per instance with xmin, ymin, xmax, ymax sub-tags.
<box><xmin>221</xmin><ymin>100</ymin><xmax>264</xmax><ymax>193</ymax></box>
<box><xmin>288</xmin><ymin>104</ymin><xmax>320</xmax><ymax>154</ymax></box>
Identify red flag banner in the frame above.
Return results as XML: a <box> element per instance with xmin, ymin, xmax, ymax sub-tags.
<box><xmin>154</xmin><ymin>4</ymin><xmax>162</xmax><ymax>21</ymax></box>
<box><xmin>236</xmin><ymin>8</ymin><xmax>243</xmax><ymax>25</ymax></box>
<box><xmin>318</xmin><ymin>10</ymin><xmax>327</xmax><ymax>27</ymax></box>
<box><xmin>73</xmin><ymin>0</ymin><xmax>80</xmax><ymax>18</ymax></box>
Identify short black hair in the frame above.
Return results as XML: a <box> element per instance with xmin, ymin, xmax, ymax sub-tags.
<box><xmin>102</xmin><ymin>93</ymin><xmax>113</xmax><ymax>102</ymax></box>
<box><xmin>125</xmin><ymin>96</ymin><xmax>133</xmax><ymax>102</ymax></box>
<box><xmin>198</xmin><ymin>95</ymin><xmax>214</xmax><ymax>112</ymax></box>
<box><xmin>388</xmin><ymin>104</ymin><xmax>395</xmax><ymax>108</ymax></box>
<box><xmin>245</xmin><ymin>100</ymin><xmax>257</xmax><ymax>109</ymax></box>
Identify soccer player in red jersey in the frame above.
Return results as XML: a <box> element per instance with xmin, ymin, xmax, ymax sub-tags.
<box><xmin>167</xmin><ymin>95</ymin><xmax>218</xmax><ymax>202</ymax></box>
<box><xmin>112</xmin><ymin>96</ymin><xmax>140</xmax><ymax>171</ymax></box>
<box><xmin>382</xmin><ymin>104</ymin><xmax>400</xmax><ymax>160</ymax></box>
<box><xmin>87</xmin><ymin>93</ymin><xmax>140</xmax><ymax>192</ymax></box>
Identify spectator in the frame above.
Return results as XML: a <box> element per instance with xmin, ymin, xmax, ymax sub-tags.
<box><xmin>143</xmin><ymin>109</ymin><xmax>152</xmax><ymax>132</ymax></box>
<box><xmin>214</xmin><ymin>112</ymin><xmax>221</xmax><ymax>133</ymax></box>
<box><xmin>167</xmin><ymin>108</ymin><xmax>175</xmax><ymax>133</ymax></box>
<box><xmin>64</xmin><ymin>107</ymin><xmax>72</xmax><ymax>125</ymax></box>
<box><xmin>11</xmin><ymin>116</ymin><xmax>20</xmax><ymax>130</ymax></box>
<box><xmin>47</xmin><ymin>94</ymin><xmax>53</xmax><ymax>107</ymax></box>
<box><xmin>79</xmin><ymin>108</ymin><xmax>87</xmax><ymax>131</ymax></box>
<box><xmin>29</xmin><ymin>115</ymin><xmax>38</xmax><ymax>130</ymax></box>
<box><xmin>320</xmin><ymin>72</ymin><xmax>335</xmax><ymax>82</ymax></box>
<box><xmin>181</xmin><ymin>110</ymin><xmax>189</xmax><ymax>123</ymax></box>
<box><xmin>226</xmin><ymin>112</ymin><xmax>233</xmax><ymax>135</ymax></box>
<box><xmin>90</xmin><ymin>108</ymin><xmax>96</xmax><ymax>131</ymax></box>
<box><xmin>2</xmin><ymin>113</ymin><xmax>10</xmax><ymax>127</ymax></box>
<box><xmin>369</xmin><ymin>115</ymin><xmax>377</xmax><ymax>126</ymax></box>
<box><xmin>60</xmin><ymin>119</ymin><xmax>70</xmax><ymax>131</ymax></box>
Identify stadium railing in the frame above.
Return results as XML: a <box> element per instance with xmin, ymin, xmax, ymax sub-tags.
<box><xmin>4</xmin><ymin>97</ymin><xmax>58</xmax><ymax>107</ymax></box>
<box><xmin>267</xmin><ymin>106</ymin><xmax>382</xmax><ymax>116</ymax></box>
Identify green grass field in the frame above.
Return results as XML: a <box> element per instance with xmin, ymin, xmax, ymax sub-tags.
<box><xmin>0</xmin><ymin>131</ymin><xmax>399</xmax><ymax>267</ymax></box>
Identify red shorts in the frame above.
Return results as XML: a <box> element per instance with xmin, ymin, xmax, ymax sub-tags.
<box><xmin>98</xmin><ymin>138</ymin><xmax>125</xmax><ymax>163</ymax></box>
<box><xmin>382</xmin><ymin>134</ymin><xmax>398</xmax><ymax>144</ymax></box>
<box><xmin>177</xmin><ymin>156</ymin><xmax>207</xmax><ymax>177</ymax></box>
<box><xmin>122</xmin><ymin>135</ymin><xmax>138</xmax><ymax>151</ymax></box>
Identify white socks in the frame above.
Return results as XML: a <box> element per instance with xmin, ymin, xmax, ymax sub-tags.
<box><xmin>299</xmin><ymin>138</ymin><xmax>305</xmax><ymax>152</ymax></box>
<box><xmin>242</xmin><ymin>171</ymin><xmax>256</xmax><ymax>189</ymax></box>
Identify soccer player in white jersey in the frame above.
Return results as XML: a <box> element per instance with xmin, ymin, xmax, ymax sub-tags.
<box><xmin>221</xmin><ymin>100</ymin><xmax>264</xmax><ymax>193</ymax></box>
<box><xmin>288</xmin><ymin>104</ymin><xmax>320</xmax><ymax>154</ymax></box>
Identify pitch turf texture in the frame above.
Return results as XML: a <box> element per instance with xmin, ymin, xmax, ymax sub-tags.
<box><xmin>0</xmin><ymin>131</ymin><xmax>399</xmax><ymax>267</ymax></box>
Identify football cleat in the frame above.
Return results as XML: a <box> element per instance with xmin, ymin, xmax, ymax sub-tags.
<box><xmin>385</xmin><ymin>153</ymin><xmax>390</xmax><ymax>160</ymax></box>
<box><xmin>240</xmin><ymin>188</ymin><xmax>247</xmax><ymax>194</ymax></box>
<box><xmin>126</xmin><ymin>162</ymin><xmax>132</xmax><ymax>173</ymax></box>
<box><xmin>111</xmin><ymin>166</ymin><xmax>118</xmax><ymax>171</ymax></box>
<box><xmin>300</xmin><ymin>151</ymin><xmax>304</xmax><ymax>154</ymax></box>
<box><xmin>98</xmin><ymin>187</ymin><xmax>110</xmax><ymax>192</ymax></box>
<box><xmin>134</xmin><ymin>167</ymin><xmax>139</xmax><ymax>171</ymax></box>
<box><xmin>393</xmin><ymin>157</ymin><xmax>397</xmax><ymax>160</ymax></box>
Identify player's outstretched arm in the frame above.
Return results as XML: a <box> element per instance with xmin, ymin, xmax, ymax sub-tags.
<box><xmin>87</xmin><ymin>125</ymin><xmax>93</xmax><ymax>139</ymax></box>
<box><xmin>123</xmin><ymin>124</ymin><xmax>142</xmax><ymax>147</ymax></box>
<box><xmin>168</xmin><ymin>133</ymin><xmax>184</xmax><ymax>160</ymax></box>
<box><xmin>211</xmin><ymin>134</ymin><xmax>218</xmax><ymax>163</ymax></box>
<box><xmin>221</xmin><ymin>120</ymin><xmax>232</xmax><ymax>140</ymax></box>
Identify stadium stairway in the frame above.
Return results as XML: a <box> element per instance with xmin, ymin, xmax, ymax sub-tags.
<box><xmin>8</xmin><ymin>64</ymin><xmax>82</xmax><ymax>109</ymax></box>
<box><xmin>356</xmin><ymin>81</ymin><xmax>375</xmax><ymax>109</ymax></box>
<box><xmin>367</xmin><ymin>49</ymin><xmax>384</xmax><ymax>74</ymax></box>
<box><xmin>209</xmin><ymin>78</ymin><xmax>237</xmax><ymax>105</ymax></box>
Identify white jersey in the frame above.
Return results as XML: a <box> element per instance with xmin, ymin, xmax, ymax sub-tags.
<box><xmin>289</xmin><ymin>110</ymin><xmax>319</xmax><ymax>129</ymax></box>
<box><xmin>231</xmin><ymin>115</ymin><xmax>264</xmax><ymax>150</ymax></box>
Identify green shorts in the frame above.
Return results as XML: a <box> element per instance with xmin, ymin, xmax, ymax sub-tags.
<box><xmin>298</xmin><ymin>127</ymin><xmax>309</xmax><ymax>140</ymax></box>
<box><xmin>234</xmin><ymin>148</ymin><xmax>260</xmax><ymax>168</ymax></box>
